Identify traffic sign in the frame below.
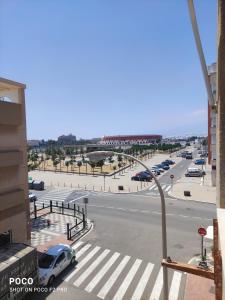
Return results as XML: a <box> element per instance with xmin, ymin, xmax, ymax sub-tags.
<box><xmin>198</xmin><ymin>227</ymin><xmax>207</xmax><ymax>236</ymax></box>
<box><xmin>170</xmin><ymin>174</ymin><xmax>174</xmax><ymax>179</ymax></box>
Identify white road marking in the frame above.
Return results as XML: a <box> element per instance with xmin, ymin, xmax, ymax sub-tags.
<box><xmin>97</xmin><ymin>255</ymin><xmax>130</xmax><ymax>299</ymax></box>
<box><xmin>149</xmin><ymin>184</ymin><xmax>156</xmax><ymax>191</ymax></box>
<box><xmin>113</xmin><ymin>259</ymin><xmax>142</xmax><ymax>300</ymax></box>
<box><xmin>76</xmin><ymin>244</ymin><xmax>92</xmax><ymax>259</ymax></box>
<box><xmin>149</xmin><ymin>267</ymin><xmax>163</xmax><ymax>300</ymax></box>
<box><xmin>179</xmin><ymin>215</ymin><xmax>189</xmax><ymax>218</ymax></box>
<box><xmin>74</xmin><ymin>249</ymin><xmax>110</xmax><ymax>287</ymax></box>
<box><xmin>165</xmin><ymin>185</ymin><xmax>171</xmax><ymax>192</ymax></box>
<box><xmin>85</xmin><ymin>252</ymin><xmax>120</xmax><ymax>293</ymax></box>
<box><xmin>64</xmin><ymin>246</ymin><xmax>100</xmax><ymax>282</ymax></box>
<box><xmin>169</xmin><ymin>271</ymin><xmax>182</xmax><ymax>300</ymax></box>
<box><xmin>40</xmin><ymin>230</ymin><xmax>60</xmax><ymax>236</ymax></box>
<box><xmin>72</xmin><ymin>241</ymin><xmax>84</xmax><ymax>250</ymax></box>
<box><xmin>162</xmin><ymin>185</ymin><xmax>167</xmax><ymax>190</ymax></box>
<box><xmin>131</xmin><ymin>262</ymin><xmax>154</xmax><ymax>300</ymax></box>
<box><xmin>152</xmin><ymin>211</ymin><xmax>161</xmax><ymax>215</ymax></box>
<box><xmin>70</xmin><ymin>193</ymin><xmax>89</xmax><ymax>203</ymax></box>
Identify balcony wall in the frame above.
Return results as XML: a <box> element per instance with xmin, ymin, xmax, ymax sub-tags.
<box><xmin>0</xmin><ymin>189</ymin><xmax>25</xmax><ymax>213</ymax></box>
<box><xmin>0</xmin><ymin>150</ymin><xmax>22</xmax><ymax>168</ymax></box>
<box><xmin>0</xmin><ymin>101</ymin><xmax>22</xmax><ymax>126</ymax></box>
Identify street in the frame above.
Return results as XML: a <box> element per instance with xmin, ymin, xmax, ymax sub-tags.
<box><xmin>30</xmin><ymin>155</ymin><xmax>216</xmax><ymax>300</ymax></box>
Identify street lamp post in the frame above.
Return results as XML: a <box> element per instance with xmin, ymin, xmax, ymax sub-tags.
<box><xmin>86</xmin><ymin>150</ymin><xmax>169</xmax><ymax>300</ymax></box>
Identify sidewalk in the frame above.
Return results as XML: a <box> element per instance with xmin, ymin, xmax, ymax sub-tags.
<box><xmin>29</xmin><ymin>153</ymin><xmax>181</xmax><ymax>193</ymax></box>
<box><xmin>169</xmin><ymin>162</ymin><xmax>216</xmax><ymax>203</ymax></box>
<box><xmin>184</xmin><ymin>252</ymin><xmax>215</xmax><ymax>300</ymax></box>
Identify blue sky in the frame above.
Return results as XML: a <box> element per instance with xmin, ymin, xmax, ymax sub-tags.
<box><xmin>0</xmin><ymin>0</ymin><xmax>216</xmax><ymax>140</ymax></box>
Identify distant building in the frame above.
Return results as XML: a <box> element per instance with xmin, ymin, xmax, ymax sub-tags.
<box><xmin>27</xmin><ymin>139</ymin><xmax>41</xmax><ymax>147</ymax></box>
<box><xmin>58</xmin><ymin>134</ymin><xmax>76</xmax><ymax>145</ymax></box>
<box><xmin>100</xmin><ymin>134</ymin><xmax>162</xmax><ymax>146</ymax></box>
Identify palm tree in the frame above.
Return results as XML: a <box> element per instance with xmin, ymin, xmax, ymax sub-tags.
<box><xmin>77</xmin><ymin>161</ymin><xmax>82</xmax><ymax>175</ymax></box>
<box><xmin>97</xmin><ymin>160</ymin><xmax>105</xmax><ymax>173</ymax></box>
<box><xmin>53</xmin><ymin>159</ymin><xmax>59</xmax><ymax>172</ymax></box>
<box><xmin>65</xmin><ymin>161</ymin><xmax>70</xmax><ymax>173</ymax></box>
<box><xmin>88</xmin><ymin>162</ymin><xmax>96</xmax><ymax>176</ymax></box>
<box><xmin>113</xmin><ymin>165</ymin><xmax>117</xmax><ymax>179</ymax></box>
<box><xmin>118</xmin><ymin>162</ymin><xmax>122</xmax><ymax>175</ymax></box>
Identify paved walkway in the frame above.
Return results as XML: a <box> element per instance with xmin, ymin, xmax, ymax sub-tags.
<box><xmin>29</xmin><ymin>153</ymin><xmax>181</xmax><ymax>193</ymax></box>
<box><xmin>169</xmin><ymin>162</ymin><xmax>216</xmax><ymax>204</ymax></box>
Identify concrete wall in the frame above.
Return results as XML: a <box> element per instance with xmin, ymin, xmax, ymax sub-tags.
<box><xmin>0</xmin><ymin>78</ymin><xmax>30</xmax><ymax>244</ymax></box>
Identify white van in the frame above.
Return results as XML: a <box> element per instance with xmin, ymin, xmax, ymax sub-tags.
<box><xmin>185</xmin><ymin>167</ymin><xmax>204</xmax><ymax>177</ymax></box>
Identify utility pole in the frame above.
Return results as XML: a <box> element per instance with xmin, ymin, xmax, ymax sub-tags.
<box><xmin>217</xmin><ymin>0</ymin><xmax>225</xmax><ymax>208</ymax></box>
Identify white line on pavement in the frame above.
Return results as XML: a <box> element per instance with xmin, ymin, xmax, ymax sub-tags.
<box><xmin>40</xmin><ymin>230</ymin><xmax>60</xmax><ymax>236</ymax></box>
<box><xmin>165</xmin><ymin>185</ymin><xmax>171</xmax><ymax>192</ymax></box>
<box><xmin>64</xmin><ymin>246</ymin><xmax>100</xmax><ymax>282</ymax></box>
<box><xmin>113</xmin><ymin>259</ymin><xmax>142</xmax><ymax>300</ymax></box>
<box><xmin>149</xmin><ymin>267</ymin><xmax>163</xmax><ymax>300</ymax></box>
<box><xmin>169</xmin><ymin>271</ymin><xmax>182</xmax><ymax>300</ymax></box>
<box><xmin>72</xmin><ymin>241</ymin><xmax>84</xmax><ymax>250</ymax></box>
<box><xmin>74</xmin><ymin>249</ymin><xmax>110</xmax><ymax>287</ymax></box>
<box><xmin>162</xmin><ymin>185</ymin><xmax>167</xmax><ymax>190</ymax></box>
<box><xmin>131</xmin><ymin>262</ymin><xmax>154</xmax><ymax>300</ymax></box>
<box><xmin>76</xmin><ymin>244</ymin><xmax>92</xmax><ymax>259</ymax></box>
<box><xmin>70</xmin><ymin>193</ymin><xmax>89</xmax><ymax>203</ymax></box>
<box><xmin>149</xmin><ymin>184</ymin><xmax>156</xmax><ymax>191</ymax></box>
<box><xmin>85</xmin><ymin>252</ymin><xmax>120</xmax><ymax>293</ymax></box>
<box><xmin>97</xmin><ymin>256</ymin><xmax>131</xmax><ymax>299</ymax></box>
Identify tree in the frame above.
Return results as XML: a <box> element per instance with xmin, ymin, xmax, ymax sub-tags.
<box><xmin>118</xmin><ymin>162</ymin><xmax>122</xmax><ymax>175</ymax></box>
<box><xmin>88</xmin><ymin>161</ymin><xmax>96</xmax><ymax>176</ymax></box>
<box><xmin>65</xmin><ymin>161</ymin><xmax>70</xmax><ymax>173</ymax></box>
<box><xmin>97</xmin><ymin>160</ymin><xmax>105</xmax><ymax>173</ymax></box>
<box><xmin>113</xmin><ymin>165</ymin><xmax>117</xmax><ymax>179</ymax></box>
<box><xmin>53</xmin><ymin>159</ymin><xmax>59</xmax><ymax>172</ymax></box>
<box><xmin>77</xmin><ymin>161</ymin><xmax>82</xmax><ymax>175</ymax></box>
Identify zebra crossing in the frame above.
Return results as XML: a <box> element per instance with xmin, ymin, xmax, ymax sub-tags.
<box><xmin>37</xmin><ymin>188</ymin><xmax>73</xmax><ymax>205</ymax></box>
<box><xmin>147</xmin><ymin>184</ymin><xmax>172</xmax><ymax>196</ymax></box>
<box><xmin>64</xmin><ymin>241</ymin><xmax>185</xmax><ymax>300</ymax></box>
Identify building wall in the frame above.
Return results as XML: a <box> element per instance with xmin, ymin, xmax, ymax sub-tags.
<box><xmin>0</xmin><ymin>78</ymin><xmax>30</xmax><ymax>244</ymax></box>
<box><xmin>207</xmin><ymin>63</ymin><xmax>217</xmax><ymax>187</ymax></box>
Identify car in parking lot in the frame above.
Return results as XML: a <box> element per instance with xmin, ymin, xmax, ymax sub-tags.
<box><xmin>185</xmin><ymin>153</ymin><xmax>193</xmax><ymax>159</ymax></box>
<box><xmin>135</xmin><ymin>171</ymin><xmax>153</xmax><ymax>179</ymax></box>
<box><xmin>151</xmin><ymin>166</ymin><xmax>162</xmax><ymax>174</ymax></box>
<box><xmin>131</xmin><ymin>171</ymin><xmax>152</xmax><ymax>181</ymax></box>
<box><xmin>185</xmin><ymin>168</ymin><xmax>205</xmax><ymax>177</ymax></box>
<box><xmin>164</xmin><ymin>159</ymin><xmax>175</xmax><ymax>165</ymax></box>
<box><xmin>194</xmin><ymin>158</ymin><xmax>206</xmax><ymax>165</ymax></box>
<box><xmin>39</xmin><ymin>244</ymin><xmax>76</xmax><ymax>286</ymax></box>
<box><xmin>29</xmin><ymin>192</ymin><xmax>37</xmax><ymax>202</ymax></box>
<box><xmin>156</xmin><ymin>163</ymin><xmax>170</xmax><ymax>170</ymax></box>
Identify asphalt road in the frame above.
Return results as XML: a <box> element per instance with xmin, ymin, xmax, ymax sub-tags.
<box><xmin>31</xmin><ymin>150</ymin><xmax>216</xmax><ymax>300</ymax></box>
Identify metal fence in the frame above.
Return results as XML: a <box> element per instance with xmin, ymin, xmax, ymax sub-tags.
<box><xmin>30</xmin><ymin>200</ymin><xmax>86</xmax><ymax>240</ymax></box>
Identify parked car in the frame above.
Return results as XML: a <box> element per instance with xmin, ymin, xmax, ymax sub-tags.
<box><xmin>185</xmin><ymin>153</ymin><xmax>193</xmax><ymax>159</ymax></box>
<box><xmin>156</xmin><ymin>163</ymin><xmax>170</xmax><ymax>170</ymax></box>
<box><xmin>29</xmin><ymin>192</ymin><xmax>37</xmax><ymax>202</ymax></box>
<box><xmin>164</xmin><ymin>159</ymin><xmax>175</xmax><ymax>165</ymax></box>
<box><xmin>151</xmin><ymin>166</ymin><xmax>162</xmax><ymax>174</ymax></box>
<box><xmin>194</xmin><ymin>159</ymin><xmax>206</xmax><ymax>165</ymax></box>
<box><xmin>185</xmin><ymin>168</ymin><xmax>204</xmax><ymax>177</ymax></box>
<box><xmin>135</xmin><ymin>171</ymin><xmax>153</xmax><ymax>179</ymax></box>
<box><xmin>39</xmin><ymin>244</ymin><xmax>76</xmax><ymax>286</ymax></box>
<box><xmin>157</xmin><ymin>162</ymin><xmax>170</xmax><ymax>171</ymax></box>
<box><xmin>176</xmin><ymin>152</ymin><xmax>182</xmax><ymax>157</ymax></box>
<box><xmin>155</xmin><ymin>164</ymin><xmax>166</xmax><ymax>172</ymax></box>
<box><xmin>131</xmin><ymin>173</ymin><xmax>152</xmax><ymax>182</ymax></box>
<box><xmin>150</xmin><ymin>168</ymin><xmax>160</xmax><ymax>175</ymax></box>
<box><xmin>200</xmin><ymin>153</ymin><xmax>208</xmax><ymax>158</ymax></box>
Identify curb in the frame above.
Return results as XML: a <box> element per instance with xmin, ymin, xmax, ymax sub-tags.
<box><xmin>71</xmin><ymin>221</ymin><xmax>94</xmax><ymax>245</ymax></box>
<box><xmin>167</xmin><ymin>190</ymin><xmax>216</xmax><ymax>205</ymax></box>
